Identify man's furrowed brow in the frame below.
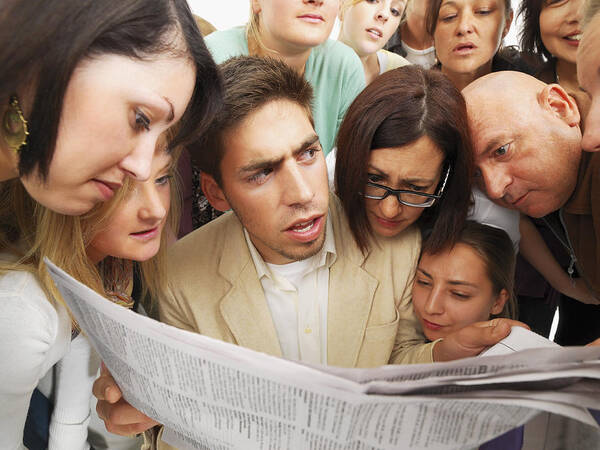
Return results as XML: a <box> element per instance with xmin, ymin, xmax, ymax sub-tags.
<box><xmin>291</xmin><ymin>134</ymin><xmax>320</xmax><ymax>157</ymax></box>
<box><xmin>238</xmin><ymin>156</ymin><xmax>285</xmax><ymax>175</ymax></box>
<box><xmin>237</xmin><ymin>135</ymin><xmax>320</xmax><ymax>176</ymax></box>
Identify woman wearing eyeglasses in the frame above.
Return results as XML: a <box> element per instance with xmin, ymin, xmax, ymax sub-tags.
<box><xmin>333</xmin><ymin>64</ymin><xmax>473</xmax><ymax>255</ymax></box>
<box><xmin>330</xmin><ymin>65</ymin><xmax>526</xmax><ymax>363</ymax></box>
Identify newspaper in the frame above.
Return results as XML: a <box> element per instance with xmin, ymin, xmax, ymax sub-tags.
<box><xmin>45</xmin><ymin>259</ymin><xmax>600</xmax><ymax>450</ymax></box>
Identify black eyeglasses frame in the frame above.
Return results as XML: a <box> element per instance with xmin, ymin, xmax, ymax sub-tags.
<box><xmin>362</xmin><ymin>164</ymin><xmax>452</xmax><ymax>208</ymax></box>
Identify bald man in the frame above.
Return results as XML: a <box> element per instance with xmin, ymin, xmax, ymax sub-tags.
<box><xmin>463</xmin><ymin>72</ymin><xmax>600</xmax><ymax>337</ymax></box>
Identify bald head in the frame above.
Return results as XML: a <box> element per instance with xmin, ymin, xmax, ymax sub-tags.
<box><xmin>463</xmin><ymin>72</ymin><xmax>548</xmax><ymax>126</ymax></box>
<box><xmin>464</xmin><ymin>70</ymin><xmax>546</xmax><ymax>95</ymax></box>
<box><xmin>462</xmin><ymin>71</ymin><xmax>583</xmax><ymax>218</ymax></box>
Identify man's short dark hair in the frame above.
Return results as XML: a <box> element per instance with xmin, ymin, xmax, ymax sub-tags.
<box><xmin>191</xmin><ymin>56</ymin><xmax>314</xmax><ymax>185</ymax></box>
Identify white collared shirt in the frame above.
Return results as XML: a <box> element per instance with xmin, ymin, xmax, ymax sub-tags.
<box><xmin>244</xmin><ymin>215</ymin><xmax>336</xmax><ymax>364</ymax></box>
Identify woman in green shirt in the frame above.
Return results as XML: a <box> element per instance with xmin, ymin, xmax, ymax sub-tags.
<box><xmin>204</xmin><ymin>0</ymin><xmax>366</xmax><ymax>156</ymax></box>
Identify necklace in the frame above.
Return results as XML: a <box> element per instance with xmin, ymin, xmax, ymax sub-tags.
<box><xmin>541</xmin><ymin>216</ymin><xmax>577</xmax><ymax>278</ymax></box>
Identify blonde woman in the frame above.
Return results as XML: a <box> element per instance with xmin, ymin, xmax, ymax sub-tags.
<box><xmin>203</xmin><ymin>0</ymin><xmax>365</xmax><ymax>155</ymax></box>
<box><xmin>338</xmin><ymin>0</ymin><xmax>411</xmax><ymax>84</ymax></box>
<box><xmin>0</xmin><ymin>135</ymin><xmax>180</xmax><ymax>449</ymax></box>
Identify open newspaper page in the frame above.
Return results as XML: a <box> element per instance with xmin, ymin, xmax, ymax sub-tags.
<box><xmin>45</xmin><ymin>260</ymin><xmax>600</xmax><ymax>450</ymax></box>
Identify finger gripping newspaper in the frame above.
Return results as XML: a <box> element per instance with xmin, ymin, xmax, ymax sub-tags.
<box><xmin>45</xmin><ymin>259</ymin><xmax>600</xmax><ymax>450</ymax></box>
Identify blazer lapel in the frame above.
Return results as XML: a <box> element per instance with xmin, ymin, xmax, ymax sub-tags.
<box><xmin>327</xmin><ymin>259</ymin><xmax>379</xmax><ymax>367</ymax></box>
<box><xmin>326</xmin><ymin>194</ymin><xmax>379</xmax><ymax>367</ymax></box>
<box><xmin>217</xmin><ymin>220</ymin><xmax>283</xmax><ymax>357</ymax></box>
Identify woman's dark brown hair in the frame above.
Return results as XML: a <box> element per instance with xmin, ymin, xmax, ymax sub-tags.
<box><xmin>335</xmin><ymin>65</ymin><xmax>473</xmax><ymax>254</ymax></box>
<box><xmin>422</xmin><ymin>220</ymin><xmax>518</xmax><ymax>320</ymax></box>
<box><xmin>0</xmin><ymin>0</ymin><xmax>222</xmax><ymax>179</ymax></box>
<box><xmin>518</xmin><ymin>0</ymin><xmax>551</xmax><ymax>60</ymax></box>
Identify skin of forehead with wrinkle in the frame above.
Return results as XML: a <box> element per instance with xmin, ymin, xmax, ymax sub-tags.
<box><xmin>463</xmin><ymin>70</ymin><xmax>582</xmax><ymax>217</ymax></box>
<box><xmin>463</xmin><ymin>71</ymin><xmax>547</xmax><ymax>131</ymax></box>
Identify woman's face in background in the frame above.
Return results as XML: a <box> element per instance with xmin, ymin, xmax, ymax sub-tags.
<box><xmin>412</xmin><ymin>243</ymin><xmax>508</xmax><ymax>341</ymax></box>
<box><xmin>364</xmin><ymin>135</ymin><xmax>444</xmax><ymax>238</ymax></box>
<box><xmin>539</xmin><ymin>0</ymin><xmax>583</xmax><ymax>65</ymax></box>
<box><xmin>87</xmin><ymin>149</ymin><xmax>173</xmax><ymax>264</ymax></box>
<box><xmin>20</xmin><ymin>52</ymin><xmax>194</xmax><ymax>216</ymax></box>
<box><xmin>339</xmin><ymin>0</ymin><xmax>407</xmax><ymax>57</ymax></box>
<box><xmin>252</xmin><ymin>0</ymin><xmax>340</xmax><ymax>52</ymax></box>
<box><xmin>433</xmin><ymin>0</ymin><xmax>512</xmax><ymax>76</ymax></box>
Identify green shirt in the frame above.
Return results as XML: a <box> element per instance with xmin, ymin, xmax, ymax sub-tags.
<box><xmin>205</xmin><ymin>27</ymin><xmax>366</xmax><ymax>155</ymax></box>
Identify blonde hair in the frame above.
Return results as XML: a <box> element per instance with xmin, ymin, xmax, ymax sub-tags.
<box><xmin>193</xmin><ymin>14</ymin><xmax>217</xmax><ymax>37</ymax></box>
<box><xmin>246</xmin><ymin>3</ymin><xmax>273</xmax><ymax>54</ymax></box>
<box><xmin>0</xmin><ymin>135</ymin><xmax>182</xmax><ymax>326</ymax></box>
<box><xmin>583</xmin><ymin>0</ymin><xmax>600</xmax><ymax>28</ymax></box>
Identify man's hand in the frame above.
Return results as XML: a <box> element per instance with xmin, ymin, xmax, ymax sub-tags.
<box><xmin>433</xmin><ymin>319</ymin><xmax>530</xmax><ymax>362</ymax></box>
<box><xmin>93</xmin><ymin>363</ymin><xmax>159</xmax><ymax>435</ymax></box>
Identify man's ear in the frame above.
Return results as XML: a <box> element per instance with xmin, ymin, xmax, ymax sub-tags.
<box><xmin>539</xmin><ymin>84</ymin><xmax>581</xmax><ymax>127</ymax></box>
<box><xmin>491</xmin><ymin>289</ymin><xmax>509</xmax><ymax>316</ymax></box>
<box><xmin>201</xmin><ymin>172</ymin><xmax>231</xmax><ymax>212</ymax></box>
<box><xmin>501</xmin><ymin>9</ymin><xmax>514</xmax><ymax>39</ymax></box>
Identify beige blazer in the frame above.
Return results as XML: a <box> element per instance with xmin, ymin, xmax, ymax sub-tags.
<box><xmin>160</xmin><ymin>194</ymin><xmax>433</xmax><ymax>366</ymax></box>
<box><xmin>151</xmin><ymin>195</ymin><xmax>434</xmax><ymax>449</ymax></box>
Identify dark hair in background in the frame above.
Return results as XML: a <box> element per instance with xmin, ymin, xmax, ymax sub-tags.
<box><xmin>192</xmin><ymin>56</ymin><xmax>314</xmax><ymax>185</ymax></box>
<box><xmin>423</xmin><ymin>220</ymin><xmax>518</xmax><ymax>320</ymax></box>
<box><xmin>335</xmin><ymin>65</ymin><xmax>473</xmax><ymax>254</ymax></box>
<box><xmin>517</xmin><ymin>0</ymin><xmax>563</xmax><ymax>78</ymax></box>
<box><xmin>518</xmin><ymin>0</ymin><xmax>552</xmax><ymax>62</ymax></box>
<box><xmin>0</xmin><ymin>0</ymin><xmax>222</xmax><ymax>179</ymax></box>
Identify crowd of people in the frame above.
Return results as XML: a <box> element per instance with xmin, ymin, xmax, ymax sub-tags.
<box><xmin>0</xmin><ymin>0</ymin><xmax>599</xmax><ymax>449</ymax></box>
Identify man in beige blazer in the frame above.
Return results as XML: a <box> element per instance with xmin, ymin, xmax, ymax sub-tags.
<box><xmin>94</xmin><ymin>56</ymin><xmax>522</xmax><ymax>444</ymax></box>
<box><xmin>162</xmin><ymin>190</ymin><xmax>428</xmax><ymax>368</ymax></box>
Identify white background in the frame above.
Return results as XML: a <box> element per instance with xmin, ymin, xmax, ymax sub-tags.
<box><xmin>188</xmin><ymin>1</ymin><xmax>523</xmax><ymax>47</ymax></box>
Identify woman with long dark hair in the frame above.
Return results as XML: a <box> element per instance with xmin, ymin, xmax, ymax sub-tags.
<box><xmin>0</xmin><ymin>0</ymin><xmax>221</xmax><ymax>215</ymax></box>
<box><xmin>334</xmin><ymin>64</ymin><xmax>473</xmax><ymax>254</ymax></box>
<box><xmin>519</xmin><ymin>0</ymin><xmax>584</xmax><ymax>93</ymax></box>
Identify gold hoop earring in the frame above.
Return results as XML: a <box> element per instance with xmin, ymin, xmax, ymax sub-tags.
<box><xmin>2</xmin><ymin>96</ymin><xmax>29</xmax><ymax>153</ymax></box>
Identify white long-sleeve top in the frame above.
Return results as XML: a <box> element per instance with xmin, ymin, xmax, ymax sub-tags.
<box><xmin>44</xmin><ymin>333</ymin><xmax>100</xmax><ymax>450</ymax></box>
<box><xmin>0</xmin><ymin>269</ymin><xmax>71</xmax><ymax>450</ymax></box>
<box><xmin>0</xmin><ymin>263</ymin><xmax>137</xmax><ymax>450</ymax></box>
